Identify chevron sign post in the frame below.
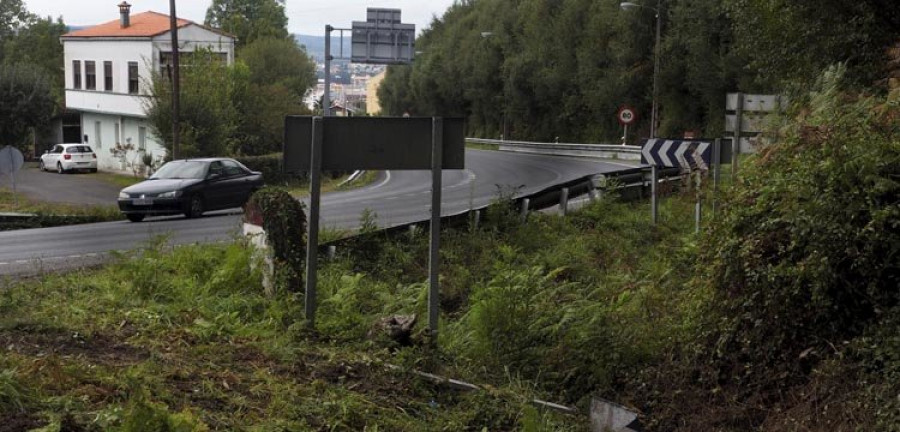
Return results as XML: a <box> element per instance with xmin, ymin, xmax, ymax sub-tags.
<box><xmin>641</xmin><ymin>139</ymin><xmax>712</xmax><ymax>171</ymax></box>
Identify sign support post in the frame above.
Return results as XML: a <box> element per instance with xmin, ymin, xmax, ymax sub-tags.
<box><xmin>650</xmin><ymin>164</ymin><xmax>658</xmax><ymax>224</ymax></box>
<box><xmin>694</xmin><ymin>171</ymin><xmax>702</xmax><ymax>233</ymax></box>
<box><xmin>731</xmin><ymin>93</ymin><xmax>744</xmax><ymax>176</ymax></box>
<box><xmin>712</xmin><ymin>138</ymin><xmax>721</xmax><ymax>216</ymax></box>
<box><xmin>428</xmin><ymin>118</ymin><xmax>443</xmax><ymax>336</ymax></box>
<box><xmin>305</xmin><ymin>117</ymin><xmax>324</xmax><ymax>327</ymax></box>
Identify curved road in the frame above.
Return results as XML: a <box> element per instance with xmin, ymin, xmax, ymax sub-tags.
<box><xmin>0</xmin><ymin>149</ymin><xmax>635</xmax><ymax>276</ymax></box>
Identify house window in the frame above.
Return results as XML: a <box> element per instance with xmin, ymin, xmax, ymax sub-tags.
<box><xmin>138</xmin><ymin>127</ymin><xmax>146</xmax><ymax>152</ymax></box>
<box><xmin>72</xmin><ymin>60</ymin><xmax>81</xmax><ymax>89</ymax></box>
<box><xmin>94</xmin><ymin>121</ymin><xmax>102</xmax><ymax>149</ymax></box>
<box><xmin>85</xmin><ymin>61</ymin><xmax>96</xmax><ymax>90</ymax></box>
<box><xmin>128</xmin><ymin>62</ymin><xmax>139</xmax><ymax>94</ymax></box>
<box><xmin>104</xmin><ymin>61</ymin><xmax>113</xmax><ymax>91</ymax></box>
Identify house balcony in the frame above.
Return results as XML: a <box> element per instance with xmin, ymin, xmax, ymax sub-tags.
<box><xmin>66</xmin><ymin>89</ymin><xmax>149</xmax><ymax>118</ymax></box>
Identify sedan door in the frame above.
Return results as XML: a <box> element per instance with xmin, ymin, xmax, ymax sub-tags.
<box><xmin>220</xmin><ymin>160</ymin><xmax>256</xmax><ymax>205</ymax></box>
<box><xmin>200</xmin><ymin>161</ymin><xmax>230</xmax><ymax>211</ymax></box>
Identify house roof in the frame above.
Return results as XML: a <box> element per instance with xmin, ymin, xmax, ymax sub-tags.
<box><xmin>62</xmin><ymin>11</ymin><xmax>226</xmax><ymax>39</ymax></box>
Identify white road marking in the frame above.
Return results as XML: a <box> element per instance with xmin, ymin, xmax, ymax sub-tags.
<box><xmin>372</xmin><ymin>171</ymin><xmax>392</xmax><ymax>189</ymax></box>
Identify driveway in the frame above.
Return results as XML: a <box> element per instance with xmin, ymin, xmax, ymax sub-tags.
<box><xmin>9</xmin><ymin>164</ymin><xmax>121</xmax><ymax>206</ymax></box>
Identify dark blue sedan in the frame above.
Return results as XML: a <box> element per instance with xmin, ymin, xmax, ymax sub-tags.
<box><xmin>117</xmin><ymin>158</ymin><xmax>263</xmax><ymax>222</ymax></box>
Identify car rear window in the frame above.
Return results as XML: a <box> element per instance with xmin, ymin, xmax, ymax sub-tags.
<box><xmin>66</xmin><ymin>145</ymin><xmax>93</xmax><ymax>153</ymax></box>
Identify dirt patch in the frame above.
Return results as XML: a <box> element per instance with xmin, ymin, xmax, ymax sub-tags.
<box><xmin>0</xmin><ymin>323</ymin><xmax>149</xmax><ymax>366</ymax></box>
<box><xmin>0</xmin><ymin>411</ymin><xmax>45</xmax><ymax>432</ymax></box>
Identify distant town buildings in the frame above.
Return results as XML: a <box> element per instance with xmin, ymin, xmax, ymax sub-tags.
<box><xmin>305</xmin><ymin>60</ymin><xmax>385</xmax><ymax>115</ymax></box>
<box><xmin>59</xmin><ymin>2</ymin><xmax>234</xmax><ymax>173</ymax></box>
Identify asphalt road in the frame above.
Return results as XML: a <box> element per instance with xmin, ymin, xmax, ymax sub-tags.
<box><xmin>0</xmin><ymin>150</ymin><xmax>636</xmax><ymax>277</ymax></box>
<box><xmin>10</xmin><ymin>164</ymin><xmax>121</xmax><ymax>205</ymax></box>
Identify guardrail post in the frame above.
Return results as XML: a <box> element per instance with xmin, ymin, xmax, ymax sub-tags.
<box><xmin>588</xmin><ymin>188</ymin><xmax>598</xmax><ymax>201</ymax></box>
<box><xmin>472</xmin><ymin>209</ymin><xmax>481</xmax><ymax>230</ymax></box>
<box><xmin>326</xmin><ymin>245</ymin><xmax>336</xmax><ymax>260</ymax></box>
<box><xmin>520</xmin><ymin>198</ymin><xmax>530</xmax><ymax>222</ymax></box>
<box><xmin>560</xmin><ymin>188</ymin><xmax>569</xmax><ymax>215</ymax></box>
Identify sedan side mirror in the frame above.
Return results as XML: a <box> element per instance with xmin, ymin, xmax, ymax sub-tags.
<box><xmin>43</xmin><ymin>150</ymin><xmax>49</xmax><ymax>155</ymax></box>
<box><xmin>207</xmin><ymin>172</ymin><xmax>221</xmax><ymax>180</ymax></box>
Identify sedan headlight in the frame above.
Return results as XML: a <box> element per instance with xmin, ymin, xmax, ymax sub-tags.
<box><xmin>158</xmin><ymin>190</ymin><xmax>181</xmax><ymax>198</ymax></box>
<box><xmin>118</xmin><ymin>191</ymin><xmax>130</xmax><ymax>199</ymax></box>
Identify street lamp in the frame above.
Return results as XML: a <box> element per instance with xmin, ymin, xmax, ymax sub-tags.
<box><xmin>621</xmin><ymin>0</ymin><xmax>661</xmax><ymax>139</ymax></box>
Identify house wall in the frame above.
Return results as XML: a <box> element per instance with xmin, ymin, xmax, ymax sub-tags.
<box><xmin>64</xmin><ymin>39</ymin><xmax>153</xmax><ymax>116</ymax></box>
<box><xmin>62</xmin><ymin>24</ymin><xmax>234</xmax><ymax>175</ymax></box>
<box><xmin>152</xmin><ymin>25</ymin><xmax>235</xmax><ymax>64</ymax></box>
<box><xmin>80</xmin><ymin>111</ymin><xmax>165</xmax><ymax>175</ymax></box>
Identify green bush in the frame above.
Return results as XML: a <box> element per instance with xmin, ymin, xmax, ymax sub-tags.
<box><xmin>244</xmin><ymin>187</ymin><xmax>307</xmax><ymax>293</ymax></box>
<box><xmin>639</xmin><ymin>67</ymin><xmax>900</xmax><ymax>429</ymax></box>
<box><xmin>234</xmin><ymin>153</ymin><xmax>301</xmax><ymax>185</ymax></box>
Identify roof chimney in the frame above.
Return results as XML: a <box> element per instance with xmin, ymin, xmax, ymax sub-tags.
<box><xmin>118</xmin><ymin>1</ymin><xmax>131</xmax><ymax>28</ymax></box>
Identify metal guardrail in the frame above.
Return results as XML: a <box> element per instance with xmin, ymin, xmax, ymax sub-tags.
<box><xmin>467</xmin><ymin>138</ymin><xmax>643</xmax><ymax>161</ymax></box>
<box><xmin>320</xmin><ymin>164</ymin><xmax>685</xmax><ymax>251</ymax></box>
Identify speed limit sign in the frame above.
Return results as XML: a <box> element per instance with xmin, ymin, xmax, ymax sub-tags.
<box><xmin>617</xmin><ymin>106</ymin><xmax>637</xmax><ymax>126</ymax></box>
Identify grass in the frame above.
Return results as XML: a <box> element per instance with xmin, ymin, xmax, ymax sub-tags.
<box><xmin>284</xmin><ymin>170</ymin><xmax>383</xmax><ymax>197</ymax></box>
<box><xmin>0</xmin><ymin>235</ymin><xmax>582</xmax><ymax>430</ymax></box>
<box><xmin>0</xmin><ymin>179</ymin><xmax>713</xmax><ymax>429</ymax></box>
<box><xmin>91</xmin><ymin>171</ymin><xmax>145</xmax><ymax>189</ymax></box>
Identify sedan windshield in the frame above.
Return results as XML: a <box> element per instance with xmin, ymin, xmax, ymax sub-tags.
<box><xmin>150</xmin><ymin>161</ymin><xmax>208</xmax><ymax>179</ymax></box>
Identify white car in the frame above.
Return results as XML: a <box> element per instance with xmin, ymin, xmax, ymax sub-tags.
<box><xmin>40</xmin><ymin>143</ymin><xmax>98</xmax><ymax>174</ymax></box>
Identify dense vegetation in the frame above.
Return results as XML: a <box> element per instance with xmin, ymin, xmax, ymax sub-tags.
<box><xmin>379</xmin><ymin>0</ymin><xmax>900</xmax><ymax>142</ymax></box>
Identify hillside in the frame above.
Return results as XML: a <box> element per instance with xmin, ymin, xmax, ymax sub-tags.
<box><xmin>294</xmin><ymin>34</ymin><xmax>352</xmax><ymax>63</ymax></box>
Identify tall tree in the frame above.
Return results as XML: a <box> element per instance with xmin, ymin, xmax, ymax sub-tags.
<box><xmin>205</xmin><ymin>0</ymin><xmax>289</xmax><ymax>46</ymax></box>
<box><xmin>0</xmin><ymin>63</ymin><xmax>55</xmax><ymax>150</ymax></box>
<box><xmin>232</xmin><ymin>38</ymin><xmax>314</xmax><ymax>155</ymax></box>
<box><xmin>2</xmin><ymin>15</ymin><xmax>67</xmax><ymax>104</ymax></box>
<box><xmin>0</xmin><ymin>0</ymin><xmax>32</xmax><ymax>53</ymax></box>
<box><xmin>145</xmin><ymin>52</ymin><xmax>243</xmax><ymax>158</ymax></box>
<box><xmin>725</xmin><ymin>0</ymin><xmax>900</xmax><ymax>88</ymax></box>
<box><xmin>238</xmin><ymin>37</ymin><xmax>315</xmax><ymax>98</ymax></box>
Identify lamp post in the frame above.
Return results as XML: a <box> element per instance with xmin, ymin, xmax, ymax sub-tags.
<box><xmin>620</xmin><ymin>1</ymin><xmax>661</xmax><ymax>139</ymax></box>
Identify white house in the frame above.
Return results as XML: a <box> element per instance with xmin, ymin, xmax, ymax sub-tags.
<box><xmin>61</xmin><ymin>2</ymin><xmax>234</xmax><ymax>174</ymax></box>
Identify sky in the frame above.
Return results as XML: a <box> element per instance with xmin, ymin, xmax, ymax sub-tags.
<box><xmin>22</xmin><ymin>0</ymin><xmax>457</xmax><ymax>36</ymax></box>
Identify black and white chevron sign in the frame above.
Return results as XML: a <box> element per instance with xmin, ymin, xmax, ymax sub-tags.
<box><xmin>640</xmin><ymin>139</ymin><xmax>712</xmax><ymax>171</ymax></box>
